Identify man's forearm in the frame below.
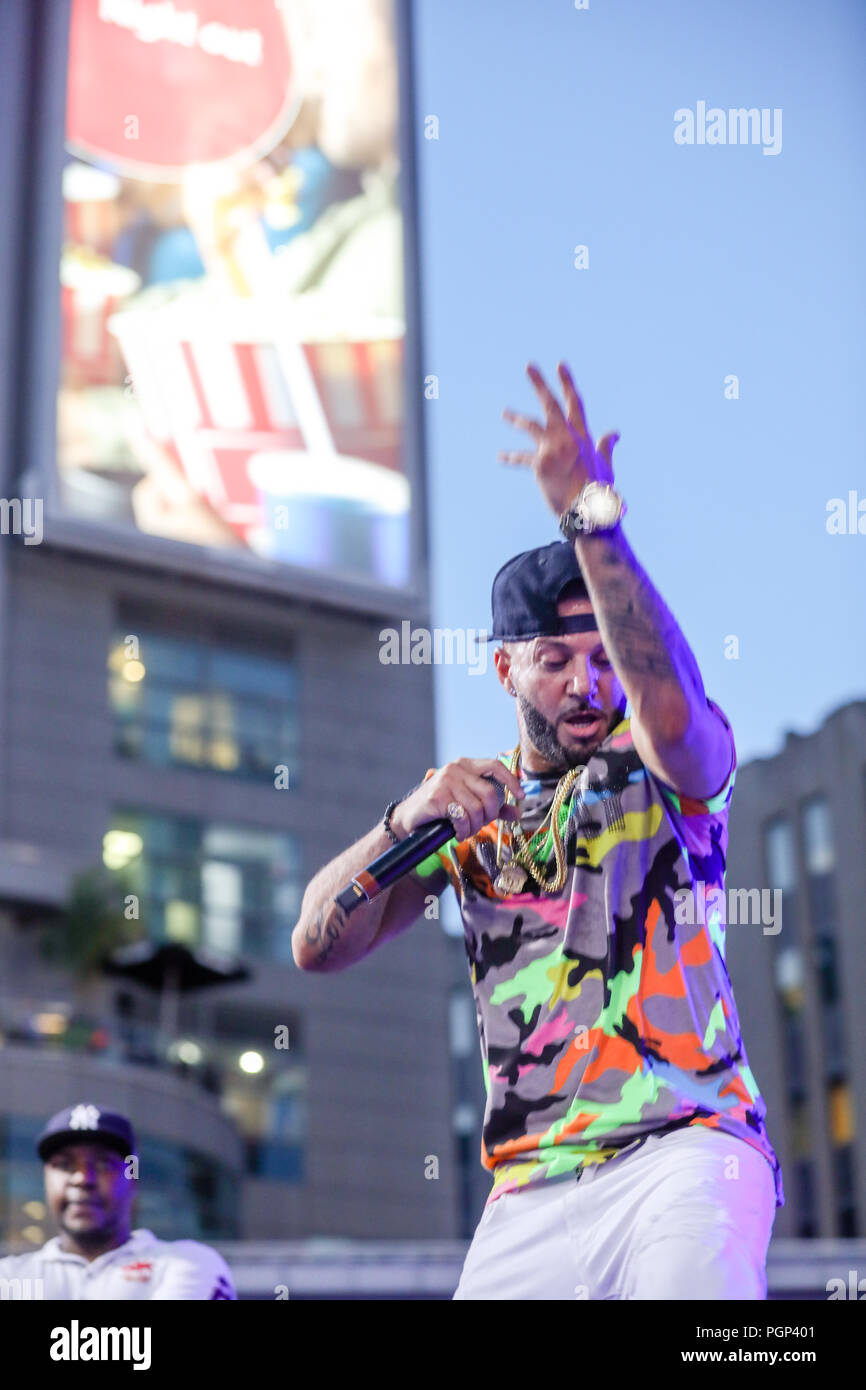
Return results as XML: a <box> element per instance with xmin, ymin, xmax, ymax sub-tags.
<box><xmin>292</xmin><ymin>822</ymin><xmax>398</xmax><ymax>972</ymax></box>
<box><xmin>573</xmin><ymin>524</ymin><xmax>707</xmax><ymax>739</ymax></box>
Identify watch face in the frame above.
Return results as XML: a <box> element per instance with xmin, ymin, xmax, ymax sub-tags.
<box><xmin>582</xmin><ymin>487</ymin><xmax>621</xmax><ymax>526</ymax></box>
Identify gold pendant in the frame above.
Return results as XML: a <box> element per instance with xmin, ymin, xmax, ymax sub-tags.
<box><xmin>494</xmin><ymin>863</ymin><xmax>528</xmax><ymax>896</ymax></box>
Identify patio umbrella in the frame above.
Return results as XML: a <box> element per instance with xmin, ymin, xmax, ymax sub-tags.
<box><xmin>103</xmin><ymin>941</ymin><xmax>250</xmax><ymax>1042</ymax></box>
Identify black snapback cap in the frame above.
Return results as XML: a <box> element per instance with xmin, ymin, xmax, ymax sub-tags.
<box><xmin>36</xmin><ymin>1104</ymin><xmax>137</xmax><ymax>1162</ymax></box>
<box><xmin>484</xmin><ymin>540</ymin><xmax>597</xmax><ymax>642</ymax></box>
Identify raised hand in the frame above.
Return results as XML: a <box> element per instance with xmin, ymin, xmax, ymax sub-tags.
<box><xmin>500</xmin><ymin>361</ymin><xmax>620</xmax><ymax>517</ymax></box>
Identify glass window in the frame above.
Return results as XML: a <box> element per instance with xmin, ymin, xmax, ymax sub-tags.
<box><xmin>814</xmin><ymin>934</ymin><xmax>841</xmax><ymax>1007</ymax></box>
<box><xmin>792</xmin><ymin>1160</ymin><xmax>818</xmax><ymax>1239</ymax></box>
<box><xmin>774</xmin><ymin>947</ymin><xmax>804</xmax><ymax>1007</ymax></box>
<box><xmin>105</xmin><ymin>809</ymin><xmax>302</xmax><ymax>963</ymax></box>
<box><xmin>448</xmin><ymin>991</ymin><xmax>476</xmax><ymax>1059</ymax></box>
<box><xmin>802</xmin><ymin>797</ymin><xmax>835</xmax><ymax>874</ymax></box>
<box><xmin>798</xmin><ymin>797</ymin><xmax>859</xmax><ymax>1230</ymax></box>
<box><xmin>220</xmin><ymin>1060</ymin><xmax>306</xmax><ymax>1183</ymax></box>
<box><xmin>832</xmin><ymin>1145</ymin><xmax>858</xmax><ymax>1237</ymax></box>
<box><xmin>829</xmin><ymin>1082</ymin><xmax>856</xmax><ymax>1147</ymax></box>
<box><xmin>210</xmin><ymin>649</ymin><xmax>296</xmax><ymax>699</ymax></box>
<box><xmin>764</xmin><ymin>817</ymin><xmax>797</xmax><ymax>893</ymax></box>
<box><xmin>764</xmin><ymin>817</ymin><xmax>802</xmax><ymax>947</ymax></box>
<box><xmin>108</xmin><ymin>628</ymin><xmax>299</xmax><ymax>782</ymax></box>
<box><xmin>780</xmin><ymin>1010</ymin><xmax>808</xmax><ymax>1105</ymax></box>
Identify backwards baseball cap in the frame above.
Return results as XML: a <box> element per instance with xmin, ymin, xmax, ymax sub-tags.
<box><xmin>484</xmin><ymin>540</ymin><xmax>598</xmax><ymax>642</ymax></box>
<box><xmin>36</xmin><ymin>1103</ymin><xmax>137</xmax><ymax>1163</ymax></box>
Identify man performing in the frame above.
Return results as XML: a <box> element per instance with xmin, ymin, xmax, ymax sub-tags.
<box><xmin>293</xmin><ymin>361</ymin><xmax>784</xmax><ymax>1300</ymax></box>
<box><xmin>0</xmin><ymin>1103</ymin><xmax>236</xmax><ymax>1299</ymax></box>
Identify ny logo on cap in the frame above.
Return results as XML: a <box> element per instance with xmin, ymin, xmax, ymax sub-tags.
<box><xmin>68</xmin><ymin>1104</ymin><xmax>101</xmax><ymax>1131</ymax></box>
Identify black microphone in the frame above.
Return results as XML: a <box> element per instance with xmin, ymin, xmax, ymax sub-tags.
<box><xmin>334</xmin><ymin>817</ymin><xmax>456</xmax><ymax>915</ymax></box>
<box><xmin>334</xmin><ymin>774</ymin><xmax>507</xmax><ymax>915</ymax></box>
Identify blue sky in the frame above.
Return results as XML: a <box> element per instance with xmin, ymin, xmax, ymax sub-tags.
<box><xmin>410</xmin><ymin>0</ymin><xmax>866</xmax><ymax>771</ymax></box>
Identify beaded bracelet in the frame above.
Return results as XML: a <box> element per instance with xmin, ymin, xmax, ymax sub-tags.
<box><xmin>383</xmin><ymin>799</ymin><xmax>403</xmax><ymax>845</ymax></box>
<box><xmin>383</xmin><ymin>769</ymin><xmax>437</xmax><ymax>845</ymax></box>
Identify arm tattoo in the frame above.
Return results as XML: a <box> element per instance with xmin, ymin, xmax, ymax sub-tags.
<box><xmin>581</xmin><ymin>535</ymin><xmax>701</xmax><ymax>693</ymax></box>
<box><xmin>305</xmin><ymin>900</ymin><xmax>350</xmax><ymax>967</ymax></box>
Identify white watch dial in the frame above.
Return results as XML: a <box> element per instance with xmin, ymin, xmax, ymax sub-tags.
<box><xmin>580</xmin><ymin>485</ymin><xmax>622</xmax><ymax>528</ymax></box>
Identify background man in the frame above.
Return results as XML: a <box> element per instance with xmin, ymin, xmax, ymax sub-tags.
<box><xmin>292</xmin><ymin>362</ymin><xmax>783</xmax><ymax>1299</ymax></box>
<box><xmin>0</xmin><ymin>1103</ymin><xmax>236</xmax><ymax>1299</ymax></box>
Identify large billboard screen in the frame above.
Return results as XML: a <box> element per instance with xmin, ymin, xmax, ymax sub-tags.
<box><xmin>56</xmin><ymin>0</ymin><xmax>413</xmax><ymax>593</ymax></box>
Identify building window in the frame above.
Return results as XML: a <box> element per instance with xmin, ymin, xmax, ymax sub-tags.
<box><xmin>104</xmin><ymin>810</ymin><xmax>302</xmax><ymax>963</ymax></box>
<box><xmin>791</xmin><ymin>1163</ymin><xmax>818</xmax><ymax>1239</ymax></box>
<box><xmin>832</xmin><ymin>1145</ymin><xmax>858</xmax><ymax>1239</ymax></box>
<box><xmin>800</xmin><ymin>796</ymin><xmax>859</xmax><ymax>1236</ymax></box>
<box><xmin>209</xmin><ymin>1004</ymin><xmax>306</xmax><ymax>1183</ymax></box>
<box><xmin>765</xmin><ymin>819</ymin><xmax>808</xmax><ymax>1101</ymax></box>
<box><xmin>788</xmin><ymin>1100</ymin><xmax>819</xmax><ymax>1238</ymax></box>
<box><xmin>802</xmin><ymin>797</ymin><xmax>835</xmax><ymax>876</ymax></box>
<box><xmin>765</xmin><ymin>816</ymin><xmax>797</xmax><ymax>904</ymax></box>
<box><xmin>225</xmin><ymin>1073</ymin><xmax>306</xmax><ymax>1182</ymax></box>
<box><xmin>763</xmin><ymin>816</ymin><xmax>817</xmax><ymax>1237</ymax></box>
<box><xmin>108</xmin><ymin>628</ymin><xmax>299</xmax><ymax>781</ymax></box>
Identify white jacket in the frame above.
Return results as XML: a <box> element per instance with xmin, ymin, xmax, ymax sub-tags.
<box><xmin>0</xmin><ymin>1228</ymin><xmax>236</xmax><ymax>1300</ymax></box>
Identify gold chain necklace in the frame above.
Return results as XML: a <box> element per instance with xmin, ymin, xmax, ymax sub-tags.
<box><xmin>493</xmin><ymin>745</ymin><xmax>583</xmax><ymax>896</ymax></box>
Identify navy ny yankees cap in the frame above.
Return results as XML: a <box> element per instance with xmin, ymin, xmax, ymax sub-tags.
<box><xmin>484</xmin><ymin>541</ymin><xmax>597</xmax><ymax>642</ymax></box>
<box><xmin>36</xmin><ymin>1103</ymin><xmax>137</xmax><ymax>1162</ymax></box>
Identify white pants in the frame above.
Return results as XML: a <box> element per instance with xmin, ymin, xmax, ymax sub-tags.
<box><xmin>453</xmin><ymin>1125</ymin><xmax>778</xmax><ymax>1300</ymax></box>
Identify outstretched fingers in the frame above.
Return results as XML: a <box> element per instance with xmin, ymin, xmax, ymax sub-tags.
<box><xmin>502</xmin><ymin>407</ymin><xmax>544</xmax><ymax>442</ymax></box>
<box><xmin>557</xmin><ymin>361</ymin><xmax>590</xmax><ymax>440</ymax></box>
<box><xmin>498</xmin><ymin>450</ymin><xmax>536</xmax><ymax>466</ymax></box>
<box><xmin>526</xmin><ymin>362</ymin><xmax>567</xmax><ymax>427</ymax></box>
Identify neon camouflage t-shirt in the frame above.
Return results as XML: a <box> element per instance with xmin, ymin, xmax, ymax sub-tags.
<box><xmin>413</xmin><ymin>701</ymin><xmax>785</xmax><ymax>1209</ymax></box>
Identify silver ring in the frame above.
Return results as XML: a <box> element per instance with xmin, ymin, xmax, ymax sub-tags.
<box><xmin>447</xmin><ymin>801</ymin><xmax>467</xmax><ymax>823</ymax></box>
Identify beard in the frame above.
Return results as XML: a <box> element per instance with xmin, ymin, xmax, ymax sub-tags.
<box><xmin>517</xmin><ymin>694</ymin><xmax>624</xmax><ymax>772</ymax></box>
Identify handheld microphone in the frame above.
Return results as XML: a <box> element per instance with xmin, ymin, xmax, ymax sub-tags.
<box><xmin>334</xmin><ymin>817</ymin><xmax>455</xmax><ymax>915</ymax></box>
<box><xmin>334</xmin><ymin>774</ymin><xmax>508</xmax><ymax>915</ymax></box>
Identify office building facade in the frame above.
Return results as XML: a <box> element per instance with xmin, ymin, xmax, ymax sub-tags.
<box><xmin>725</xmin><ymin>699</ymin><xmax>866</xmax><ymax>1240</ymax></box>
<box><xmin>0</xmin><ymin>0</ymin><xmax>469</xmax><ymax>1249</ymax></box>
